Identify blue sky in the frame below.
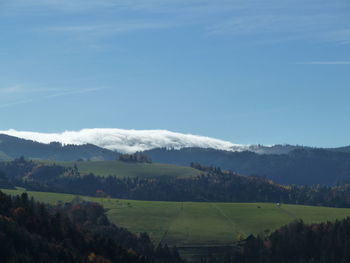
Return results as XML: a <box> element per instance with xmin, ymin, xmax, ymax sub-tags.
<box><xmin>1</xmin><ymin>0</ymin><xmax>350</xmax><ymax>147</ymax></box>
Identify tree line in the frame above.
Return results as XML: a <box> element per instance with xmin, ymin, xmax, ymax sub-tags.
<box><xmin>0</xmin><ymin>190</ymin><xmax>182</xmax><ymax>263</ymax></box>
<box><xmin>2</xmin><ymin>158</ymin><xmax>350</xmax><ymax>207</ymax></box>
<box><xmin>144</xmin><ymin>147</ymin><xmax>350</xmax><ymax>185</ymax></box>
<box><xmin>231</xmin><ymin>218</ymin><xmax>350</xmax><ymax>263</ymax></box>
<box><xmin>119</xmin><ymin>153</ymin><xmax>152</xmax><ymax>163</ymax></box>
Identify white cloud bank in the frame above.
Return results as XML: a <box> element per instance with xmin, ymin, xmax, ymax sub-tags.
<box><xmin>0</xmin><ymin>128</ymin><xmax>250</xmax><ymax>153</ymax></box>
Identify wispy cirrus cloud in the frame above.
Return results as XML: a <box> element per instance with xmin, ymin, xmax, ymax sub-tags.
<box><xmin>4</xmin><ymin>0</ymin><xmax>350</xmax><ymax>45</ymax></box>
<box><xmin>0</xmin><ymin>85</ymin><xmax>83</xmax><ymax>96</ymax></box>
<box><xmin>296</xmin><ymin>61</ymin><xmax>350</xmax><ymax>65</ymax></box>
<box><xmin>41</xmin><ymin>21</ymin><xmax>173</xmax><ymax>36</ymax></box>
<box><xmin>4</xmin><ymin>0</ymin><xmax>243</xmax><ymax>14</ymax></box>
<box><xmin>0</xmin><ymin>86</ymin><xmax>105</xmax><ymax>109</ymax></box>
<box><xmin>0</xmin><ymin>85</ymin><xmax>24</xmax><ymax>95</ymax></box>
<box><xmin>0</xmin><ymin>85</ymin><xmax>56</xmax><ymax>96</ymax></box>
<box><xmin>324</xmin><ymin>29</ymin><xmax>350</xmax><ymax>45</ymax></box>
<box><xmin>0</xmin><ymin>98</ymin><xmax>36</xmax><ymax>109</ymax></box>
<box><xmin>44</xmin><ymin>87</ymin><xmax>104</xmax><ymax>99</ymax></box>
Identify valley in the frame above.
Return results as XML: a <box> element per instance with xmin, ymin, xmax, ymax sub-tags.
<box><xmin>3</xmin><ymin>188</ymin><xmax>350</xmax><ymax>261</ymax></box>
<box><xmin>2</xmin><ymin>1</ymin><xmax>348</xmax><ymax>261</ymax></box>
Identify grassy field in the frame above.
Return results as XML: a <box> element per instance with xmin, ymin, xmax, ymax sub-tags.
<box><xmin>40</xmin><ymin>160</ymin><xmax>201</xmax><ymax>178</ymax></box>
<box><xmin>3</xmin><ymin>188</ymin><xmax>350</xmax><ymax>248</ymax></box>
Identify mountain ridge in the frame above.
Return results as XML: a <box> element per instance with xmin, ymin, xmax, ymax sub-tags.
<box><xmin>0</xmin><ymin>128</ymin><xmax>248</xmax><ymax>153</ymax></box>
<box><xmin>2</xmin><ymin>130</ymin><xmax>350</xmax><ymax>185</ymax></box>
<box><xmin>0</xmin><ymin>128</ymin><xmax>316</xmax><ymax>154</ymax></box>
<box><xmin>0</xmin><ymin>134</ymin><xmax>117</xmax><ymax>161</ymax></box>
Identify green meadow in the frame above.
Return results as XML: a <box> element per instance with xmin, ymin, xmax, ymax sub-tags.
<box><xmin>41</xmin><ymin>160</ymin><xmax>201</xmax><ymax>178</ymax></box>
<box><xmin>3</xmin><ymin>188</ymin><xmax>350</xmax><ymax>248</ymax></box>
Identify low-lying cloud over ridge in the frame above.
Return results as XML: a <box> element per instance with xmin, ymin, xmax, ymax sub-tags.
<box><xmin>0</xmin><ymin>128</ymin><xmax>249</xmax><ymax>153</ymax></box>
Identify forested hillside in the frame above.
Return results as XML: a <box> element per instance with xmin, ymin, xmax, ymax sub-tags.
<box><xmin>3</xmin><ymin>133</ymin><xmax>350</xmax><ymax>186</ymax></box>
<box><xmin>0</xmin><ymin>134</ymin><xmax>117</xmax><ymax>161</ymax></box>
<box><xmin>234</xmin><ymin>218</ymin><xmax>350</xmax><ymax>263</ymax></box>
<box><xmin>144</xmin><ymin>147</ymin><xmax>350</xmax><ymax>185</ymax></box>
<box><xmin>0</xmin><ymin>191</ymin><xmax>182</xmax><ymax>263</ymax></box>
<box><xmin>2</xmin><ymin>158</ymin><xmax>350</xmax><ymax>208</ymax></box>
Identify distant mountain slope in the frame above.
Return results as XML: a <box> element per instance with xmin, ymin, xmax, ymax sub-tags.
<box><xmin>47</xmin><ymin>160</ymin><xmax>201</xmax><ymax>178</ymax></box>
<box><xmin>0</xmin><ymin>128</ymin><xmax>315</xmax><ymax>154</ymax></box>
<box><xmin>2</xmin><ymin>131</ymin><xmax>350</xmax><ymax>185</ymax></box>
<box><xmin>0</xmin><ymin>134</ymin><xmax>117</xmax><ymax>161</ymax></box>
<box><xmin>143</xmin><ymin>147</ymin><xmax>350</xmax><ymax>185</ymax></box>
<box><xmin>0</xmin><ymin>128</ymin><xmax>248</xmax><ymax>153</ymax></box>
<box><xmin>330</xmin><ymin>145</ymin><xmax>350</xmax><ymax>153</ymax></box>
<box><xmin>246</xmin><ymin>144</ymin><xmax>309</xmax><ymax>154</ymax></box>
<box><xmin>2</xmin><ymin>128</ymin><xmax>348</xmax><ymax>156</ymax></box>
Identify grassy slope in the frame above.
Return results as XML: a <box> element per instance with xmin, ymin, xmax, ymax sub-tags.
<box><xmin>0</xmin><ymin>151</ymin><xmax>11</xmax><ymax>161</ymax></box>
<box><xmin>3</xmin><ymin>189</ymin><xmax>350</xmax><ymax>248</ymax></box>
<box><xmin>41</xmin><ymin>160</ymin><xmax>200</xmax><ymax>178</ymax></box>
